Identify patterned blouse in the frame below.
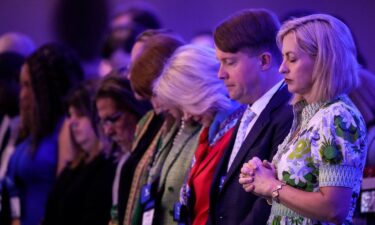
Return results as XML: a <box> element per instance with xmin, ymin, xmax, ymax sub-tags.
<box><xmin>269</xmin><ymin>95</ymin><xmax>367</xmax><ymax>225</ymax></box>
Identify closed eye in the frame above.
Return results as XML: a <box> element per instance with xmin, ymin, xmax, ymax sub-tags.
<box><xmin>224</xmin><ymin>59</ymin><xmax>236</xmax><ymax>66</ymax></box>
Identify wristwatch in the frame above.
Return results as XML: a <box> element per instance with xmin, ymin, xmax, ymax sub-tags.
<box><xmin>271</xmin><ymin>183</ymin><xmax>286</xmax><ymax>203</ymax></box>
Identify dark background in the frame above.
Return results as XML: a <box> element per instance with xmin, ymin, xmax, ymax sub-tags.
<box><xmin>1</xmin><ymin>0</ymin><xmax>374</xmax><ymax>72</ymax></box>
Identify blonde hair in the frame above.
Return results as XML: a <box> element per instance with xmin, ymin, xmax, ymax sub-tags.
<box><xmin>277</xmin><ymin>14</ymin><xmax>359</xmax><ymax>103</ymax></box>
<box><xmin>153</xmin><ymin>44</ymin><xmax>231</xmax><ymax>115</ymax></box>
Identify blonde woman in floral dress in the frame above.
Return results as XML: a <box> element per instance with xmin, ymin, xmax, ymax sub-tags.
<box><xmin>239</xmin><ymin>14</ymin><xmax>367</xmax><ymax>225</ymax></box>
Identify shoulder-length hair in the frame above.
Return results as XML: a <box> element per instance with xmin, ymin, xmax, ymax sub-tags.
<box><xmin>129</xmin><ymin>31</ymin><xmax>184</xmax><ymax>99</ymax></box>
<box><xmin>277</xmin><ymin>14</ymin><xmax>359</xmax><ymax>103</ymax></box>
<box><xmin>153</xmin><ymin>44</ymin><xmax>232</xmax><ymax>116</ymax></box>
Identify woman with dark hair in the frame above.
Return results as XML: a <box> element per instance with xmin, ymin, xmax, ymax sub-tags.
<box><xmin>43</xmin><ymin>80</ymin><xmax>117</xmax><ymax>225</ymax></box>
<box><xmin>94</xmin><ymin>74</ymin><xmax>154</xmax><ymax>225</ymax></box>
<box><xmin>5</xmin><ymin>43</ymin><xmax>83</xmax><ymax>225</ymax></box>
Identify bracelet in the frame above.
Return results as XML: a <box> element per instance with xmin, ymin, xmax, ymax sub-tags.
<box><xmin>271</xmin><ymin>183</ymin><xmax>286</xmax><ymax>203</ymax></box>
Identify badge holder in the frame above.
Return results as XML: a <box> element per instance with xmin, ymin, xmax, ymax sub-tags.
<box><xmin>141</xmin><ymin>182</ymin><xmax>158</xmax><ymax>225</ymax></box>
<box><xmin>173</xmin><ymin>202</ymin><xmax>188</xmax><ymax>225</ymax></box>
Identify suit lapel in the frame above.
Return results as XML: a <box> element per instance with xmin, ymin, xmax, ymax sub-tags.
<box><xmin>209</xmin><ymin>120</ymin><xmax>240</xmax><ymax>204</ymax></box>
<box><xmin>223</xmin><ymin>110</ymin><xmax>270</xmax><ymax>183</ymax></box>
<box><xmin>222</xmin><ymin>85</ymin><xmax>291</xmax><ymax>188</ymax></box>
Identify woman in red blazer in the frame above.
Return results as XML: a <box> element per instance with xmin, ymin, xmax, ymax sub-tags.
<box><xmin>153</xmin><ymin>44</ymin><xmax>244</xmax><ymax>225</ymax></box>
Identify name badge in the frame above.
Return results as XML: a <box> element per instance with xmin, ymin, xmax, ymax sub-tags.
<box><xmin>219</xmin><ymin>175</ymin><xmax>226</xmax><ymax>191</ymax></box>
<box><xmin>142</xmin><ymin>200</ymin><xmax>155</xmax><ymax>225</ymax></box>
<box><xmin>142</xmin><ymin>208</ymin><xmax>155</xmax><ymax>225</ymax></box>
<box><xmin>141</xmin><ymin>184</ymin><xmax>152</xmax><ymax>205</ymax></box>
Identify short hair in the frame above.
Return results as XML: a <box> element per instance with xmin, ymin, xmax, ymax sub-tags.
<box><xmin>153</xmin><ymin>44</ymin><xmax>232</xmax><ymax>116</ymax></box>
<box><xmin>22</xmin><ymin>43</ymin><xmax>84</xmax><ymax>149</ymax></box>
<box><xmin>277</xmin><ymin>14</ymin><xmax>359</xmax><ymax>102</ymax></box>
<box><xmin>102</xmin><ymin>6</ymin><xmax>163</xmax><ymax>59</ymax></box>
<box><xmin>129</xmin><ymin>32</ymin><xmax>184</xmax><ymax>99</ymax></box>
<box><xmin>112</xmin><ymin>4</ymin><xmax>162</xmax><ymax>30</ymax></box>
<box><xmin>101</xmin><ymin>31</ymin><xmax>134</xmax><ymax>58</ymax></box>
<box><xmin>214</xmin><ymin>9</ymin><xmax>281</xmax><ymax>62</ymax></box>
<box><xmin>95</xmin><ymin>74</ymin><xmax>150</xmax><ymax>120</ymax></box>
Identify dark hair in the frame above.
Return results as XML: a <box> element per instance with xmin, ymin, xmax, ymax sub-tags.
<box><xmin>0</xmin><ymin>52</ymin><xmax>25</xmax><ymax>117</ymax></box>
<box><xmin>67</xmin><ymin>79</ymin><xmax>100</xmax><ymax>133</ymax></box>
<box><xmin>112</xmin><ymin>5</ymin><xmax>162</xmax><ymax>31</ymax></box>
<box><xmin>95</xmin><ymin>74</ymin><xmax>150</xmax><ymax>120</ymax></box>
<box><xmin>214</xmin><ymin>9</ymin><xmax>281</xmax><ymax>62</ymax></box>
<box><xmin>67</xmin><ymin>80</ymin><xmax>97</xmax><ymax>119</ymax></box>
<box><xmin>21</xmin><ymin>43</ymin><xmax>84</xmax><ymax>149</ymax></box>
<box><xmin>101</xmin><ymin>6</ymin><xmax>162</xmax><ymax>60</ymax></box>
<box><xmin>130</xmin><ymin>31</ymin><xmax>184</xmax><ymax>98</ymax></box>
<box><xmin>101</xmin><ymin>25</ymin><xmax>142</xmax><ymax>58</ymax></box>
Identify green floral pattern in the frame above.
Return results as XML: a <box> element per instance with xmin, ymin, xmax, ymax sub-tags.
<box><xmin>269</xmin><ymin>96</ymin><xmax>367</xmax><ymax>225</ymax></box>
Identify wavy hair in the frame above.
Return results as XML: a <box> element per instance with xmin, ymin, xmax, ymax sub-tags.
<box><xmin>153</xmin><ymin>44</ymin><xmax>232</xmax><ymax>116</ymax></box>
<box><xmin>20</xmin><ymin>43</ymin><xmax>84</xmax><ymax>150</ymax></box>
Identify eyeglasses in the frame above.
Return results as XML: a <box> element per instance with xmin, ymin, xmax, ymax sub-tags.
<box><xmin>99</xmin><ymin>111</ymin><xmax>124</xmax><ymax>127</ymax></box>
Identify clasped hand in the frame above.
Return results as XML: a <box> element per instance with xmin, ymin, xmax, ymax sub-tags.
<box><xmin>238</xmin><ymin>157</ymin><xmax>278</xmax><ymax>197</ymax></box>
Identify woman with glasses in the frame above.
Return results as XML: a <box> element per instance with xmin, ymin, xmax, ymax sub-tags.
<box><xmin>94</xmin><ymin>74</ymin><xmax>156</xmax><ymax>225</ymax></box>
<box><xmin>122</xmin><ymin>29</ymin><xmax>207</xmax><ymax>225</ymax></box>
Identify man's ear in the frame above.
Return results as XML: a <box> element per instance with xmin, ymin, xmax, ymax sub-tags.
<box><xmin>258</xmin><ymin>52</ymin><xmax>272</xmax><ymax>70</ymax></box>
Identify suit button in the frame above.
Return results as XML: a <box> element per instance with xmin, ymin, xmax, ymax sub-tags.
<box><xmin>168</xmin><ymin>186</ymin><xmax>174</xmax><ymax>192</ymax></box>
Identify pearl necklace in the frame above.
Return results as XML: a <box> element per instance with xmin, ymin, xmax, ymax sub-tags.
<box><xmin>172</xmin><ymin>119</ymin><xmax>186</xmax><ymax>148</ymax></box>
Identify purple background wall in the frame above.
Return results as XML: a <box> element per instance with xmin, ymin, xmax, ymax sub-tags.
<box><xmin>1</xmin><ymin>0</ymin><xmax>375</xmax><ymax>72</ymax></box>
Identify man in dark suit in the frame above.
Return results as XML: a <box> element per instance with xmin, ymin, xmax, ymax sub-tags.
<box><xmin>208</xmin><ymin>9</ymin><xmax>293</xmax><ymax>225</ymax></box>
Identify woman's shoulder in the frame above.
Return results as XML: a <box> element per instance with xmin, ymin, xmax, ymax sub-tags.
<box><xmin>315</xmin><ymin>95</ymin><xmax>365</xmax><ymax>126</ymax></box>
<box><xmin>310</xmin><ymin>96</ymin><xmax>367</xmax><ymax>158</ymax></box>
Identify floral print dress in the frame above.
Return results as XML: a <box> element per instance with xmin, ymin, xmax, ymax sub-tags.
<box><xmin>269</xmin><ymin>95</ymin><xmax>367</xmax><ymax>225</ymax></box>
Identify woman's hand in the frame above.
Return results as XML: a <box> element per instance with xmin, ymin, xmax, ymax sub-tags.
<box><xmin>57</xmin><ymin>118</ymin><xmax>75</xmax><ymax>175</ymax></box>
<box><xmin>239</xmin><ymin>157</ymin><xmax>279</xmax><ymax>197</ymax></box>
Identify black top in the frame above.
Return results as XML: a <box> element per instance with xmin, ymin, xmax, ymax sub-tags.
<box><xmin>43</xmin><ymin>153</ymin><xmax>117</xmax><ymax>225</ymax></box>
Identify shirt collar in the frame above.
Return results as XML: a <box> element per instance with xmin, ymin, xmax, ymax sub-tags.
<box><xmin>250</xmin><ymin>80</ymin><xmax>284</xmax><ymax>116</ymax></box>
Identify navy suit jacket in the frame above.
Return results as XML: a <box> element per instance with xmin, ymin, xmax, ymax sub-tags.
<box><xmin>207</xmin><ymin>85</ymin><xmax>293</xmax><ymax>225</ymax></box>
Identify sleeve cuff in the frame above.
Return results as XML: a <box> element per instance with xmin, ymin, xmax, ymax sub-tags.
<box><xmin>319</xmin><ymin>164</ymin><xmax>357</xmax><ymax>188</ymax></box>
